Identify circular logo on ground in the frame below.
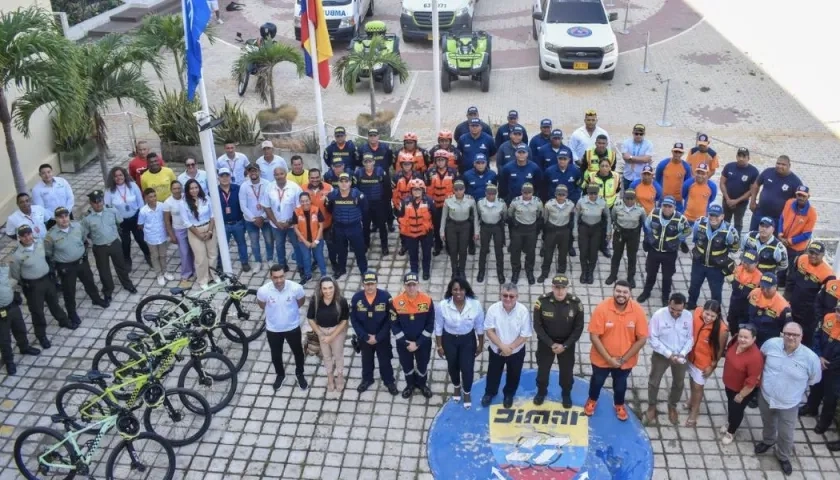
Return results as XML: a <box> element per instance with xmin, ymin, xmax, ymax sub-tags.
<box><xmin>567</xmin><ymin>26</ymin><xmax>593</xmax><ymax>38</ymax></box>
<box><xmin>428</xmin><ymin>370</ymin><xmax>654</xmax><ymax>479</ymax></box>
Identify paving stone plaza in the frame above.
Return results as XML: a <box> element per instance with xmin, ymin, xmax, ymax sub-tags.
<box><xmin>2</xmin><ymin>0</ymin><xmax>840</xmax><ymax>478</ymax></box>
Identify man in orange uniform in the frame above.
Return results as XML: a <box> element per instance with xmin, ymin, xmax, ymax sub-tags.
<box><xmin>303</xmin><ymin>168</ymin><xmax>334</xmax><ymax>272</ymax></box>
<box><xmin>686</xmin><ymin>134</ymin><xmax>720</xmax><ymax>176</ymax></box>
<box><xmin>726</xmin><ymin>249</ymin><xmax>763</xmax><ymax>329</ymax></box>
<box><xmin>629</xmin><ymin>165</ymin><xmax>662</xmax><ymax>215</ymax></box>
<box><xmin>392</xmin><ymin>154</ymin><xmax>422</xmax><ymax>256</ymax></box>
<box><xmin>655</xmin><ymin>143</ymin><xmax>692</xmax><ymax>204</ymax></box>
<box><xmin>397</xmin><ymin>180</ymin><xmax>435</xmax><ymax>280</ymax></box>
<box><xmin>585</xmin><ymin>280</ymin><xmax>649</xmax><ymax>421</ymax></box>
<box><xmin>426</xmin><ymin>151</ymin><xmax>457</xmax><ymax>256</ymax></box>
<box><xmin>681</xmin><ymin>164</ymin><xmax>718</xmax><ymax>223</ymax></box>
<box><xmin>398</xmin><ymin>132</ymin><xmax>430</xmax><ymax>173</ymax></box>
<box><xmin>390</xmin><ymin>272</ymin><xmax>435</xmax><ymax>399</ymax></box>
<box><xmin>777</xmin><ymin>185</ymin><xmax>817</xmax><ymax>286</ymax></box>
<box><xmin>784</xmin><ymin>242</ymin><xmax>835</xmax><ymax>346</ymax></box>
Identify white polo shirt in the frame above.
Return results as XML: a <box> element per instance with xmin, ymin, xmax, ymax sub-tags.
<box><xmin>261</xmin><ymin>181</ymin><xmax>302</xmax><ymax>223</ymax></box>
<box><xmin>138</xmin><ymin>203</ymin><xmax>167</xmax><ymax>245</ymax></box>
<box><xmin>32</xmin><ymin>177</ymin><xmax>75</xmax><ymax>220</ymax></box>
<box><xmin>163</xmin><ymin>195</ymin><xmax>187</xmax><ymax>230</ymax></box>
<box><xmin>178</xmin><ymin>170</ymin><xmax>210</xmax><ymax>195</ymax></box>
<box><xmin>256</xmin><ymin>155</ymin><xmax>289</xmax><ymax>182</ymax></box>
<box><xmin>216</xmin><ymin>153</ymin><xmax>249</xmax><ymax>185</ymax></box>
<box><xmin>484</xmin><ymin>301</ymin><xmax>532</xmax><ymax>354</ymax></box>
<box><xmin>257</xmin><ymin>280</ymin><xmax>306</xmax><ymax>333</ymax></box>
<box><xmin>648</xmin><ymin>306</ymin><xmax>694</xmax><ymax>359</ymax></box>
<box><xmin>6</xmin><ymin>206</ymin><xmax>49</xmax><ymax>239</ymax></box>
<box><xmin>239</xmin><ymin>178</ymin><xmax>270</xmax><ymax>222</ymax></box>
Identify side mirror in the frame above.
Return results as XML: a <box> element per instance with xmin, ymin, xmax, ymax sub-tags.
<box><xmin>608</xmin><ymin>12</ymin><xmax>619</xmax><ymax>22</ymax></box>
<box><xmin>532</xmin><ymin>11</ymin><xmax>544</xmax><ymax>21</ymax></box>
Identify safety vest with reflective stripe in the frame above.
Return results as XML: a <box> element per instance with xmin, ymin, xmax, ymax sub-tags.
<box><xmin>583</xmin><ymin>171</ymin><xmax>620</xmax><ymax>207</ymax></box>
<box><xmin>399</xmin><ymin>197</ymin><xmax>434</xmax><ymax>238</ymax></box>
<box><xmin>692</xmin><ymin>217</ymin><xmax>737</xmax><ymax>268</ymax></box>
<box><xmin>426</xmin><ymin>168</ymin><xmax>456</xmax><ymax>209</ymax></box>
<box><xmin>648</xmin><ymin>210</ymin><xmax>689</xmax><ymax>253</ymax></box>
<box><xmin>743</xmin><ymin>231</ymin><xmax>785</xmax><ymax>273</ymax></box>
<box><xmin>581</xmin><ymin>147</ymin><xmax>617</xmax><ymax>175</ymax></box>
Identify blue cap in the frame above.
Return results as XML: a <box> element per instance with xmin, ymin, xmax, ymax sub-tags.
<box><xmin>741</xmin><ymin>249</ymin><xmax>758</xmax><ymax>264</ymax></box>
<box><xmin>363</xmin><ymin>271</ymin><xmax>378</xmax><ymax>284</ymax></box>
<box><xmin>403</xmin><ymin>272</ymin><xmax>419</xmax><ymax>284</ymax></box>
<box><xmin>467</xmin><ymin>106</ymin><xmax>478</xmax><ymax>114</ymax></box>
<box><xmin>515</xmin><ymin>145</ymin><xmax>529</xmax><ymax>153</ymax></box>
<box><xmin>760</xmin><ymin>272</ymin><xmax>777</xmax><ymax>288</ymax></box>
<box><xmin>642</xmin><ymin>165</ymin><xmax>654</xmax><ymax>174</ymax></box>
<box><xmin>511</xmin><ymin>125</ymin><xmax>524</xmax><ymax>134</ymax></box>
<box><xmin>557</xmin><ymin>151</ymin><xmax>570</xmax><ymax>159</ymax></box>
<box><xmin>551</xmin><ymin>129</ymin><xmax>563</xmax><ymax>138</ymax></box>
<box><xmin>707</xmin><ymin>204</ymin><xmax>723</xmax><ymax>216</ymax></box>
<box><xmin>474</xmin><ymin>153</ymin><xmax>487</xmax><ymax>163</ymax></box>
<box><xmin>797</xmin><ymin>185</ymin><xmax>810</xmax><ymax>195</ymax></box>
<box><xmin>540</xmin><ymin>119</ymin><xmax>552</xmax><ymax>127</ymax></box>
<box><xmin>662</xmin><ymin>196</ymin><xmax>676</xmax><ymax>207</ymax></box>
<box><xmin>508</xmin><ymin>110</ymin><xmax>519</xmax><ymax>119</ymax></box>
<box><xmin>469</xmin><ymin>118</ymin><xmax>481</xmax><ymax>125</ymax></box>
<box><xmin>759</xmin><ymin>216</ymin><xmax>774</xmax><ymax>226</ymax></box>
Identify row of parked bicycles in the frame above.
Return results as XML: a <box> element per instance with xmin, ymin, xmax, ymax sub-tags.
<box><xmin>13</xmin><ymin>269</ymin><xmax>264</xmax><ymax>479</ymax></box>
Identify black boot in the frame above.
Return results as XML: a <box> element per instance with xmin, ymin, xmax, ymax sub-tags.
<box><xmin>511</xmin><ymin>271</ymin><xmax>520</xmax><ymax>284</ymax></box>
<box><xmin>537</xmin><ymin>272</ymin><xmax>548</xmax><ymax>283</ymax></box>
<box><xmin>526</xmin><ymin>272</ymin><xmax>536</xmax><ymax>285</ymax></box>
<box><xmin>569</xmin><ymin>246</ymin><xmax>577</xmax><ymax>257</ymax></box>
<box><xmin>605</xmin><ymin>273</ymin><xmax>617</xmax><ymax>285</ymax></box>
<box><xmin>477</xmin><ymin>270</ymin><xmax>485</xmax><ymax>283</ymax></box>
<box><xmin>497</xmin><ymin>271</ymin><xmax>505</xmax><ymax>283</ymax></box>
<box><xmin>637</xmin><ymin>291</ymin><xmax>651</xmax><ymax>303</ymax></box>
<box><xmin>579</xmin><ymin>262</ymin><xmax>587</xmax><ymax>283</ymax></box>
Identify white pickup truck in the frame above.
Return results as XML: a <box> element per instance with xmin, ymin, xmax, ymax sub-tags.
<box><xmin>294</xmin><ymin>0</ymin><xmax>374</xmax><ymax>43</ymax></box>
<box><xmin>400</xmin><ymin>0</ymin><xmax>475</xmax><ymax>42</ymax></box>
<box><xmin>532</xmin><ymin>0</ymin><xmax>619</xmax><ymax>80</ymax></box>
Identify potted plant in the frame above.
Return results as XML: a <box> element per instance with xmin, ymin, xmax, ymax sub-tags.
<box><xmin>231</xmin><ymin>42</ymin><xmax>304</xmax><ymax>133</ymax></box>
<box><xmin>211</xmin><ymin>99</ymin><xmax>261</xmax><ymax>158</ymax></box>
<box><xmin>52</xmin><ymin>117</ymin><xmax>97</xmax><ymax>173</ymax></box>
<box><xmin>149</xmin><ymin>88</ymin><xmax>202</xmax><ymax>163</ymax></box>
<box><xmin>333</xmin><ymin>34</ymin><xmax>409</xmax><ymax>138</ymax></box>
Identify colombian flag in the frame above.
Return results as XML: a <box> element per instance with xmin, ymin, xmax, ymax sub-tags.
<box><xmin>300</xmin><ymin>0</ymin><xmax>333</xmax><ymax>88</ymax></box>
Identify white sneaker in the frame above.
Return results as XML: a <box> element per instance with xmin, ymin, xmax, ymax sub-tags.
<box><xmin>164</xmin><ymin>273</ymin><xmax>175</xmax><ymax>281</ymax></box>
<box><xmin>721</xmin><ymin>432</ymin><xmax>734</xmax><ymax>445</ymax></box>
<box><xmin>719</xmin><ymin>423</ymin><xmax>729</xmax><ymax>435</ymax></box>
<box><xmin>199</xmin><ymin>283</ymin><xmax>209</xmax><ymax>290</ymax></box>
<box><xmin>157</xmin><ymin>276</ymin><xmax>166</xmax><ymax>286</ymax></box>
<box><xmin>253</xmin><ymin>262</ymin><xmax>262</xmax><ymax>273</ymax></box>
<box><xmin>217</xmin><ymin>18</ymin><xmax>223</xmax><ymax>24</ymax></box>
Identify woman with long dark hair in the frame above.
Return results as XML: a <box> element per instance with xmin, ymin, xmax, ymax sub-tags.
<box><xmin>104</xmin><ymin>166</ymin><xmax>151</xmax><ymax>268</ymax></box>
<box><xmin>179</xmin><ymin>179</ymin><xmax>217</xmax><ymax>289</ymax></box>
<box><xmin>306</xmin><ymin>276</ymin><xmax>349</xmax><ymax>394</ymax></box>
<box><xmin>434</xmin><ymin>276</ymin><xmax>485</xmax><ymax>409</ymax></box>
<box><xmin>685</xmin><ymin>300</ymin><xmax>728</xmax><ymax>426</ymax></box>
<box><xmin>720</xmin><ymin>324</ymin><xmax>763</xmax><ymax>444</ymax></box>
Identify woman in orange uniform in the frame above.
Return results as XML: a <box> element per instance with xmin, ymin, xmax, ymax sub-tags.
<box><xmin>397</xmin><ymin>179</ymin><xmax>435</xmax><ymax>280</ymax></box>
<box><xmin>685</xmin><ymin>300</ymin><xmax>728</xmax><ymax>426</ymax></box>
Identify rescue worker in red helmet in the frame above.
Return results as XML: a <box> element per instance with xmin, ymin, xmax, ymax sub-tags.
<box><xmin>397</xmin><ymin>179</ymin><xmax>435</xmax><ymax>280</ymax></box>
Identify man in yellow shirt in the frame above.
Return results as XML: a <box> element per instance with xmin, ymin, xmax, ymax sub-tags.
<box><xmin>140</xmin><ymin>154</ymin><xmax>177</xmax><ymax>201</ymax></box>
<box><xmin>288</xmin><ymin>155</ymin><xmax>308</xmax><ymax>187</ymax></box>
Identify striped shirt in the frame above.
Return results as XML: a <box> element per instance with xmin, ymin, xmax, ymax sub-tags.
<box><xmin>760</xmin><ymin>337</ymin><xmax>822</xmax><ymax>409</ymax></box>
<box><xmin>434</xmin><ymin>297</ymin><xmax>485</xmax><ymax>336</ymax></box>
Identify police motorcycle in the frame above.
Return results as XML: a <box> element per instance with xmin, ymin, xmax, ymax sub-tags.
<box><xmin>234</xmin><ymin>22</ymin><xmax>277</xmax><ymax>96</ymax></box>
<box><xmin>348</xmin><ymin>20</ymin><xmax>401</xmax><ymax>94</ymax></box>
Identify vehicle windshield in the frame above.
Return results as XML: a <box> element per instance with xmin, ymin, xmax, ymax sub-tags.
<box><xmin>545</xmin><ymin>0</ymin><xmax>607</xmax><ymax>24</ymax></box>
<box><xmin>322</xmin><ymin>0</ymin><xmax>352</xmax><ymax>5</ymax></box>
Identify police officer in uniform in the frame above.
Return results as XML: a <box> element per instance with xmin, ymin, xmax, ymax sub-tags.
<box><xmin>323</xmin><ymin>126</ymin><xmax>358</xmax><ymax>170</ymax></box>
<box><xmin>476</xmin><ymin>184</ymin><xmax>506</xmax><ymax>284</ymax></box>
<box><xmin>741</xmin><ymin>216</ymin><xmax>789</xmax><ymax>275</ymax></box>
<box><xmin>686</xmin><ymin>204</ymin><xmax>739</xmax><ymax>309</ymax></box>
<box><xmin>390</xmin><ymin>272</ymin><xmax>435</xmax><ymax>399</ymax></box>
<box><xmin>354</xmin><ymin>153</ymin><xmax>390</xmax><ymax>254</ymax></box>
<box><xmin>45</xmin><ymin>207</ymin><xmax>109</xmax><ymax>326</ymax></box>
<box><xmin>539</xmin><ymin>185</ymin><xmax>574</xmax><ymax>282</ymax></box>
<box><xmin>81</xmin><ymin>190</ymin><xmax>138</xmax><ymax>301</ymax></box>
<box><xmin>10</xmin><ymin>225</ymin><xmax>72</xmax><ymax>347</ymax></box>
<box><xmin>508</xmin><ymin>183</ymin><xmax>543</xmax><ymax>285</ymax></box>
<box><xmin>607</xmin><ymin>190</ymin><xmax>647</xmax><ymax>288</ymax></box>
<box><xmin>573</xmin><ymin>184</ymin><xmax>611</xmax><ymax>285</ymax></box>
<box><xmin>441</xmin><ymin>180</ymin><xmax>479</xmax><ymax>279</ymax></box>
<box><xmin>351</xmin><ymin>271</ymin><xmax>399</xmax><ymax>395</ymax></box>
<box><xmin>325</xmin><ymin>173</ymin><xmax>369</xmax><ymax>278</ymax></box>
<box><xmin>357</xmin><ymin>129</ymin><xmax>395</xmax><ymax>231</ymax></box>
<box><xmin>0</xmin><ymin>263</ymin><xmax>40</xmax><ymax>375</ymax></box>
<box><xmin>638</xmin><ymin>196</ymin><xmax>691</xmax><ymax>305</ymax></box>
<box><xmin>533</xmin><ymin>275</ymin><xmax>584</xmax><ymax>407</ymax></box>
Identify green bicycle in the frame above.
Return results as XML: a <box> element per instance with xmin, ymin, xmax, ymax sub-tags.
<box><xmin>134</xmin><ymin>269</ymin><xmax>264</xmax><ymax>343</ymax></box>
<box><xmin>14</xmin><ymin>404</ymin><xmax>176</xmax><ymax>479</ymax></box>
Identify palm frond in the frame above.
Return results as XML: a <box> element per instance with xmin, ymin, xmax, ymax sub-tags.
<box><xmin>332</xmin><ymin>35</ymin><xmax>411</xmax><ymax>97</ymax></box>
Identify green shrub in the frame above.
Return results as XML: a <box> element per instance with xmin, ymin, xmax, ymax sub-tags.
<box><xmin>211</xmin><ymin>99</ymin><xmax>260</xmax><ymax>145</ymax></box>
<box><xmin>51</xmin><ymin>117</ymin><xmax>90</xmax><ymax>153</ymax></box>
<box><xmin>150</xmin><ymin>88</ymin><xmax>201</xmax><ymax>145</ymax></box>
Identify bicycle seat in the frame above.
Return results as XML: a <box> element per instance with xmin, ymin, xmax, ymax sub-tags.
<box><xmin>67</xmin><ymin>369</ymin><xmax>112</xmax><ymax>384</ymax></box>
<box><xmin>143</xmin><ymin>313</ymin><xmax>160</xmax><ymax>323</ymax></box>
<box><xmin>126</xmin><ymin>332</ymin><xmax>147</xmax><ymax>342</ymax></box>
<box><xmin>51</xmin><ymin>413</ymin><xmax>75</xmax><ymax>424</ymax></box>
<box><xmin>170</xmin><ymin>287</ymin><xmax>186</xmax><ymax>296</ymax></box>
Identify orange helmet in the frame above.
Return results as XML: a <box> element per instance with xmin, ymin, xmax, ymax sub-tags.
<box><xmin>408</xmin><ymin>178</ymin><xmax>425</xmax><ymax>191</ymax></box>
<box><xmin>403</xmin><ymin>132</ymin><xmax>418</xmax><ymax>142</ymax></box>
<box><xmin>398</xmin><ymin>151</ymin><xmax>415</xmax><ymax>165</ymax></box>
<box><xmin>437</xmin><ymin>129</ymin><xmax>453</xmax><ymax>141</ymax></box>
<box><xmin>433</xmin><ymin>150</ymin><xmax>452</xmax><ymax>161</ymax></box>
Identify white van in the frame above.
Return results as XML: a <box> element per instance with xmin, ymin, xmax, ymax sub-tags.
<box><xmin>532</xmin><ymin>0</ymin><xmax>619</xmax><ymax>80</ymax></box>
<box><xmin>400</xmin><ymin>0</ymin><xmax>475</xmax><ymax>42</ymax></box>
<box><xmin>294</xmin><ymin>0</ymin><xmax>374</xmax><ymax>42</ymax></box>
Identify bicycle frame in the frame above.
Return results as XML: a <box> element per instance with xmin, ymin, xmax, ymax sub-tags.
<box><xmin>115</xmin><ymin>337</ymin><xmax>190</xmax><ymax>384</ymax></box>
<box><xmin>79</xmin><ymin>373</ymin><xmax>155</xmax><ymax>424</ymax></box>
<box><xmin>38</xmin><ymin>414</ymin><xmax>120</xmax><ymax>472</ymax></box>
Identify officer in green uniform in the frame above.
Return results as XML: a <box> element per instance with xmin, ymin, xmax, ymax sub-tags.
<box><xmin>573</xmin><ymin>184</ymin><xmax>611</xmax><ymax>284</ymax></box>
<box><xmin>441</xmin><ymin>180</ymin><xmax>479</xmax><ymax>279</ymax></box>
<box><xmin>476</xmin><ymin>184</ymin><xmax>506</xmax><ymax>284</ymax></box>
<box><xmin>533</xmin><ymin>275</ymin><xmax>584</xmax><ymax>407</ymax></box>
<box><xmin>539</xmin><ymin>184</ymin><xmax>575</xmax><ymax>282</ymax></box>
<box><xmin>45</xmin><ymin>207</ymin><xmax>109</xmax><ymax>326</ymax></box>
<box><xmin>0</xmin><ymin>263</ymin><xmax>40</xmax><ymax>375</ymax></box>
<box><xmin>9</xmin><ymin>225</ymin><xmax>72</xmax><ymax>347</ymax></box>
<box><xmin>606</xmin><ymin>189</ymin><xmax>647</xmax><ymax>288</ymax></box>
<box><xmin>508</xmin><ymin>183</ymin><xmax>544</xmax><ymax>285</ymax></box>
<box><xmin>81</xmin><ymin>190</ymin><xmax>137</xmax><ymax>302</ymax></box>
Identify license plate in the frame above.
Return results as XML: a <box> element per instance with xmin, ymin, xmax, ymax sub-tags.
<box><xmin>573</xmin><ymin>62</ymin><xmax>589</xmax><ymax>70</ymax></box>
<box><xmin>427</xmin><ymin>33</ymin><xmax>433</xmax><ymax>41</ymax></box>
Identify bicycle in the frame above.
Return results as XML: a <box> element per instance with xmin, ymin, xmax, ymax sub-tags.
<box><xmin>135</xmin><ymin>268</ymin><xmax>264</xmax><ymax>343</ymax></box>
<box><xmin>14</xmin><ymin>404</ymin><xmax>176</xmax><ymax>480</ymax></box>
<box><xmin>54</xmin><ymin>366</ymin><xmax>211</xmax><ymax>447</ymax></box>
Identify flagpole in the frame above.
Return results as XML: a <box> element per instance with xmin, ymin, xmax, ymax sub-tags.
<box><xmin>307</xmin><ymin>14</ymin><xmax>329</xmax><ymax>171</ymax></box>
<box><xmin>431</xmin><ymin>1</ymin><xmax>441</xmax><ymax>133</ymax></box>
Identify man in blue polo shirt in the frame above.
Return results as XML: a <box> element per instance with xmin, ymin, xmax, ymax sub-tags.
<box><xmin>529</xmin><ymin>119</ymin><xmax>554</xmax><ymax>158</ymax></box>
<box><xmin>535</xmin><ymin>129</ymin><xmax>574</xmax><ymax>171</ymax></box>
<box><xmin>463</xmin><ymin>154</ymin><xmax>497</xmax><ymax>200</ymax></box>
<box><xmin>543</xmin><ymin>152</ymin><xmax>582</xmax><ymax>204</ymax></box>
<box><xmin>458</xmin><ymin>118</ymin><xmax>496</xmax><ymax>173</ymax></box>
<box><xmin>453</xmin><ymin>106</ymin><xmax>492</xmax><ymax>147</ymax></box>
<box><xmin>495</xmin><ymin>110</ymin><xmax>528</xmax><ymax>149</ymax></box>
<box><xmin>749</xmin><ymin>155</ymin><xmax>801</xmax><ymax>232</ymax></box>
<box><xmin>499</xmin><ymin>145</ymin><xmax>543</xmax><ymax>204</ymax></box>
<box><xmin>720</xmin><ymin>147</ymin><xmax>760</xmax><ymax>234</ymax></box>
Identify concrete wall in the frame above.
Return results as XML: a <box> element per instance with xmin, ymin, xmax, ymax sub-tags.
<box><xmin>0</xmin><ymin>0</ymin><xmax>57</xmax><ymax>219</ymax></box>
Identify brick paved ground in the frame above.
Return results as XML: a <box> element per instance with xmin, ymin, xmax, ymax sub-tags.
<box><xmin>3</xmin><ymin>0</ymin><xmax>840</xmax><ymax>478</ymax></box>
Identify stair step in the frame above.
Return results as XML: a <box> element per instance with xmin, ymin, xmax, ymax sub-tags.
<box><xmin>110</xmin><ymin>7</ymin><xmax>153</xmax><ymax>22</ymax></box>
<box><xmin>87</xmin><ymin>21</ymin><xmax>140</xmax><ymax>38</ymax></box>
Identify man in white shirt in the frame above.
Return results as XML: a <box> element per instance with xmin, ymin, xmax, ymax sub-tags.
<box><xmin>257</xmin><ymin>264</ymin><xmax>308</xmax><ymax>391</ymax></box>
<box><xmin>32</xmin><ymin>163</ymin><xmax>75</xmax><ymax>229</ymax></box>
<box><xmin>261</xmin><ymin>166</ymin><xmax>303</xmax><ymax>273</ymax></box>
<box><xmin>756</xmin><ymin>322</ymin><xmax>821</xmax><ymax>476</ymax></box>
<box><xmin>216</xmin><ymin>143</ymin><xmax>249</xmax><ymax>185</ymax></box>
<box><xmin>256</xmin><ymin>140</ymin><xmax>288</xmax><ymax>182</ymax></box>
<box><xmin>239</xmin><ymin>163</ymin><xmax>274</xmax><ymax>271</ymax></box>
<box><xmin>138</xmin><ymin>189</ymin><xmax>173</xmax><ymax>286</ymax></box>
<box><xmin>6</xmin><ymin>193</ymin><xmax>48</xmax><ymax>240</ymax></box>
<box><xmin>568</xmin><ymin>110</ymin><xmax>610</xmax><ymax>163</ymax></box>
<box><xmin>645</xmin><ymin>292</ymin><xmax>694</xmax><ymax>425</ymax></box>
<box><xmin>178</xmin><ymin>158</ymin><xmax>210</xmax><ymax>194</ymax></box>
<box><xmin>619</xmin><ymin>124</ymin><xmax>654</xmax><ymax>190</ymax></box>
<box><xmin>482</xmin><ymin>283</ymin><xmax>533</xmax><ymax>409</ymax></box>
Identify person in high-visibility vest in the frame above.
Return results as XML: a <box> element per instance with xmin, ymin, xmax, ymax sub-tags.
<box><xmin>397</xmin><ymin>179</ymin><xmax>435</xmax><ymax>280</ymax></box>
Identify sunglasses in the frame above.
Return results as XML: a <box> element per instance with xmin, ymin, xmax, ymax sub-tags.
<box><xmin>634</xmin><ymin>132</ymin><xmax>645</xmax><ymax>136</ymax></box>
<box><xmin>502</xmin><ymin>294</ymin><xmax>517</xmax><ymax>299</ymax></box>
<box><xmin>782</xmin><ymin>332</ymin><xmax>801</xmax><ymax>338</ymax></box>
<box><xmin>186</xmin><ymin>163</ymin><xmax>196</xmax><ymax>167</ymax></box>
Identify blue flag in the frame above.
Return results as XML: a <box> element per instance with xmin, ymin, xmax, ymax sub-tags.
<box><xmin>183</xmin><ymin>0</ymin><xmax>211</xmax><ymax>100</ymax></box>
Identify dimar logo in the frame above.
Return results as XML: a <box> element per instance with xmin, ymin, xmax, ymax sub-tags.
<box><xmin>489</xmin><ymin>400</ymin><xmax>588</xmax><ymax>479</ymax></box>
<box><xmin>566</xmin><ymin>26</ymin><xmax>593</xmax><ymax>38</ymax></box>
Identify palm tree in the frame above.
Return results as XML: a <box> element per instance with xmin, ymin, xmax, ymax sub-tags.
<box><xmin>333</xmin><ymin>35</ymin><xmax>409</xmax><ymax>117</ymax></box>
<box><xmin>0</xmin><ymin>6</ymin><xmax>83</xmax><ymax>193</ymax></box>
<box><xmin>15</xmin><ymin>35</ymin><xmax>161</xmax><ymax>182</ymax></box>
<box><xmin>134</xmin><ymin>13</ymin><xmax>217</xmax><ymax>91</ymax></box>
<box><xmin>231</xmin><ymin>42</ymin><xmax>304</xmax><ymax>111</ymax></box>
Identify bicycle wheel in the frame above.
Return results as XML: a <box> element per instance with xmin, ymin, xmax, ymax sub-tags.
<box><xmin>143</xmin><ymin>387</ymin><xmax>211</xmax><ymax>447</ymax></box>
<box><xmin>135</xmin><ymin>294</ymin><xmax>189</xmax><ymax>326</ymax></box>
<box><xmin>177</xmin><ymin>352</ymin><xmax>238</xmax><ymax>414</ymax></box>
<box><xmin>14</xmin><ymin>426</ymin><xmax>77</xmax><ymax>480</ymax></box>
<box><xmin>92</xmin><ymin>345</ymin><xmax>146</xmax><ymax>386</ymax></box>
<box><xmin>106</xmin><ymin>431</ymin><xmax>175</xmax><ymax>480</ymax></box>
<box><xmin>55</xmin><ymin>383</ymin><xmax>112</xmax><ymax>432</ymax></box>
<box><xmin>105</xmin><ymin>321</ymin><xmax>158</xmax><ymax>354</ymax></box>
<box><xmin>220</xmin><ymin>289</ymin><xmax>265</xmax><ymax>342</ymax></box>
<box><xmin>207</xmin><ymin>323</ymin><xmax>249</xmax><ymax>372</ymax></box>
